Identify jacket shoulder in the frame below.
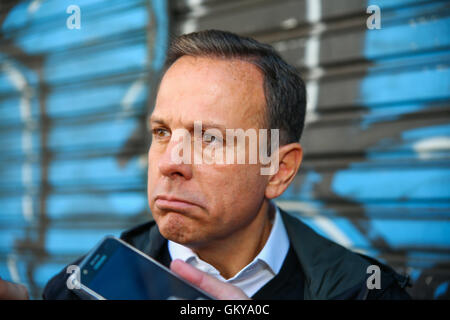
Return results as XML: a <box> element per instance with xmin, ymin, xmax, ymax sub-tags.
<box><xmin>279</xmin><ymin>209</ymin><xmax>411</xmax><ymax>299</ymax></box>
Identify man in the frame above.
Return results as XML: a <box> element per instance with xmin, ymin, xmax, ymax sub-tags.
<box><xmin>0</xmin><ymin>30</ymin><xmax>410</xmax><ymax>300</ymax></box>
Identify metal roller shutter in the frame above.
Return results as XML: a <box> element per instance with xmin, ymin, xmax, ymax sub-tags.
<box><xmin>0</xmin><ymin>0</ymin><xmax>169</xmax><ymax>298</ymax></box>
<box><xmin>1</xmin><ymin>0</ymin><xmax>449</xmax><ymax>300</ymax></box>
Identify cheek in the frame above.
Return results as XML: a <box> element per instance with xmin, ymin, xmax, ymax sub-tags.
<box><xmin>147</xmin><ymin>146</ymin><xmax>158</xmax><ymax>170</ymax></box>
<box><xmin>203</xmin><ymin>165</ymin><xmax>267</xmax><ymax>218</ymax></box>
<box><xmin>147</xmin><ymin>145</ymin><xmax>162</xmax><ymax>176</ymax></box>
<box><xmin>234</xmin><ymin>166</ymin><xmax>267</xmax><ymax>209</ymax></box>
<box><xmin>230</xmin><ymin>164</ymin><xmax>266</xmax><ymax>193</ymax></box>
<box><xmin>147</xmin><ymin>149</ymin><xmax>160</xmax><ymax>203</ymax></box>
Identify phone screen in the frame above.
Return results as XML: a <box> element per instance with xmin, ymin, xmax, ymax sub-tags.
<box><xmin>79</xmin><ymin>237</ymin><xmax>213</xmax><ymax>300</ymax></box>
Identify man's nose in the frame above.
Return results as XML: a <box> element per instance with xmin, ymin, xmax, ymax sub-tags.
<box><xmin>158</xmin><ymin>136</ymin><xmax>193</xmax><ymax>180</ymax></box>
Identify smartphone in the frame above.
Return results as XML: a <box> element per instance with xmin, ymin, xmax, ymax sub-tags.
<box><xmin>71</xmin><ymin>236</ymin><xmax>215</xmax><ymax>300</ymax></box>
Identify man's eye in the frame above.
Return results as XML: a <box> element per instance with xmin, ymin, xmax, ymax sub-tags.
<box><xmin>203</xmin><ymin>133</ymin><xmax>216</xmax><ymax>143</ymax></box>
<box><xmin>152</xmin><ymin>128</ymin><xmax>170</xmax><ymax>138</ymax></box>
<box><xmin>203</xmin><ymin>132</ymin><xmax>222</xmax><ymax>145</ymax></box>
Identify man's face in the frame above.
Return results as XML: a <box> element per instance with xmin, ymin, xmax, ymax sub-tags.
<box><xmin>147</xmin><ymin>56</ymin><xmax>270</xmax><ymax>247</ymax></box>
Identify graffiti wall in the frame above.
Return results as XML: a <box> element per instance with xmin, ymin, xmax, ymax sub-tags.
<box><xmin>0</xmin><ymin>0</ymin><xmax>449</xmax><ymax>299</ymax></box>
<box><xmin>0</xmin><ymin>0</ymin><xmax>169</xmax><ymax>298</ymax></box>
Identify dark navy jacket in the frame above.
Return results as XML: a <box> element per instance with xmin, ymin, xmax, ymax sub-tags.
<box><xmin>42</xmin><ymin>209</ymin><xmax>411</xmax><ymax>300</ymax></box>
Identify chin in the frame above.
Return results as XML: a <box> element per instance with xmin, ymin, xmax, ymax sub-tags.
<box><xmin>156</xmin><ymin>211</ymin><xmax>195</xmax><ymax>244</ymax></box>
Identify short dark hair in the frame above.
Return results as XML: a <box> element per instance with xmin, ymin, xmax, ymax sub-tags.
<box><xmin>164</xmin><ymin>29</ymin><xmax>307</xmax><ymax>144</ymax></box>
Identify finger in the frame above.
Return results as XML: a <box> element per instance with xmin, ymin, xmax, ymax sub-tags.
<box><xmin>170</xmin><ymin>259</ymin><xmax>249</xmax><ymax>300</ymax></box>
<box><xmin>0</xmin><ymin>279</ymin><xmax>29</xmax><ymax>300</ymax></box>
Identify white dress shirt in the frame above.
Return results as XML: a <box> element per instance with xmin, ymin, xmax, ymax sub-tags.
<box><xmin>168</xmin><ymin>205</ymin><xmax>290</xmax><ymax>297</ymax></box>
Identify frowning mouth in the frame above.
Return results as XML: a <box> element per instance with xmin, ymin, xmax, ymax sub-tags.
<box><xmin>154</xmin><ymin>195</ymin><xmax>200</xmax><ymax>212</ymax></box>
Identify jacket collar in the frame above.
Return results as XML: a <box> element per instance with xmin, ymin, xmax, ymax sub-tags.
<box><xmin>279</xmin><ymin>209</ymin><xmax>372</xmax><ymax>299</ymax></box>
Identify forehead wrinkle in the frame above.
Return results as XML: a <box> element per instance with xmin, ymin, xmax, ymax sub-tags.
<box><xmin>156</xmin><ymin>55</ymin><xmax>267</xmax><ymax>130</ymax></box>
<box><xmin>164</xmin><ymin>56</ymin><xmax>264</xmax><ymax>99</ymax></box>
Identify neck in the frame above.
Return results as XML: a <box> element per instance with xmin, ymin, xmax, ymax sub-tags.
<box><xmin>190</xmin><ymin>200</ymin><xmax>275</xmax><ymax>279</ymax></box>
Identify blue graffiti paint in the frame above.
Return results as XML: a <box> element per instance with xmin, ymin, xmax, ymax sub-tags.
<box><xmin>0</xmin><ymin>0</ymin><xmax>169</xmax><ymax>297</ymax></box>
<box><xmin>151</xmin><ymin>0</ymin><xmax>170</xmax><ymax>71</ymax></box>
<box><xmin>0</xmin><ymin>129</ymin><xmax>41</xmax><ymax>158</ymax></box>
<box><xmin>48</xmin><ymin>118</ymin><xmax>139</xmax><ymax>151</ymax></box>
<box><xmin>46</xmin><ymin>82</ymin><xmax>148</xmax><ymax>117</ymax></box>
<box><xmin>279</xmin><ymin>170</ymin><xmax>322</xmax><ymax>200</ymax></box>
<box><xmin>0</xmin><ymin>97</ymin><xmax>40</xmax><ymax>126</ymax></box>
<box><xmin>2</xmin><ymin>0</ymin><xmax>114</xmax><ymax>32</ymax></box>
<box><xmin>332</xmin><ymin>167</ymin><xmax>450</xmax><ymax>200</ymax></box>
<box><xmin>367</xmin><ymin>0</ymin><xmax>441</xmax><ymax>10</ymax></box>
<box><xmin>408</xmin><ymin>269</ymin><xmax>422</xmax><ymax>282</ymax></box>
<box><xmin>360</xmin><ymin>65</ymin><xmax>450</xmax><ymax>128</ymax></box>
<box><xmin>0</xmin><ymin>196</ymin><xmax>24</xmax><ymax>220</ymax></box>
<box><xmin>0</xmin><ymin>162</ymin><xmax>41</xmax><ymax>189</ymax></box>
<box><xmin>0</xmin><ymin>229</ymin><xmax>26</xmax><ymax>254</ymax></box>
<box><xmin>45</xmin><ymin>43</ymin><xmax>148</xmax><ymax>83</ymax></box>
<box><xmin>279</xmin><ymin>171</ymin><xmax>373</xmax><ymax>249</ymax></box>
<box><xmin>365</xmin><ymin>4</ymin><xmax>450</xmax><ymax>59</ymax></box>
<box><xmin>2</xmin><ymin>1</ymin><xmax>148</xmax><ymax>54</ymax></box>
<box><xmin>361</xmin><ymin>64</ymin><xmax>450</xmax><ymax>104</ymax></box>
<box><xmin>45</xmin><ymin>228</ymin><xmax>122</xmax><ymax>255</ymax></box>
<box><xmin>47</xmin><ymin>192</ymin><xmax>148</xmax><ymax>218</ymax></box>
<box><xmin>361</xmin><ymin>2</ymin><xmax>450</xmax><ymax>129</ymax></box>
<box><xmin>323</xmin><ymin>1</ymin><xmax>450</xmax><ymax>269</ymax></box>
<box><xmin>408</xmin><ymin>251</ymin><xmax>450</xmax><ymax>270</ymax></box>
<box><xmin>364</xmin><ymin>123</ymin><xmax>450</xmax><ymax>163</ymax></box>
<box><xmin>370</xmin><ymin>220</ymin><xmax>450</xmax><ymax>248</ymax></box>
<box><xmin>48</xmin><ymin>156</ymin><xmax>146</xmax><ymax>188</ymax></box>
<box><xmin>33</xmin><ymin>263</ymin><xmax>69</xmax><ymax>288</ymax></box>
<box><xmin>402</xmin><ymin>123</ymin><xmax>450</xmax><ymax>140</ymax></box>
<box><xmin>0</xmin><ymin>258</ymin><xmax>28</xmax><ymax>285</ymax></box>
<box><xmin>434</xmin><ymin>281</ymin><xmax>449</xmax><ymax>299</ymax></box>
<box><xmin>0</xmin><ymin>55</ymin><xmax>38</xmax><ymax>90</ymax></box>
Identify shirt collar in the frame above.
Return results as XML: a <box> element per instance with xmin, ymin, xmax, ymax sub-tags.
<box><xmin>168</xmin><ymin>205</ymin><xmax>289</xmax><ymax>276</ymax></box>
<box><xmin>255</xmin><ymin>205</ymin><xmax>289</xmax><ymax>274</ymax></box>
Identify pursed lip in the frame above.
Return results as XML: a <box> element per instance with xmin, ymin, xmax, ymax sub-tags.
<box><xmin>154</xmin><ymin>194</ymin><xmax>200</xmax><ymax>211</ymax></box>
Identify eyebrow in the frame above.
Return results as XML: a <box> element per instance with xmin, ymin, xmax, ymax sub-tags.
<box><xmin>148</xmin><ymin>116</ymin><xmax>166</xmax><ymax>126</ymax></box>
<box><xmin>148</xmin><ymin>116</ymin><xmax>227</xmax><ymax>133</ymax></box>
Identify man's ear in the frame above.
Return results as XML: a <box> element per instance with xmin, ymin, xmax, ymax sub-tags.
<box><xmin>265</xmin><ymin>143</ymin><xmax>303</xmax><ymax>199</ymax></box>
